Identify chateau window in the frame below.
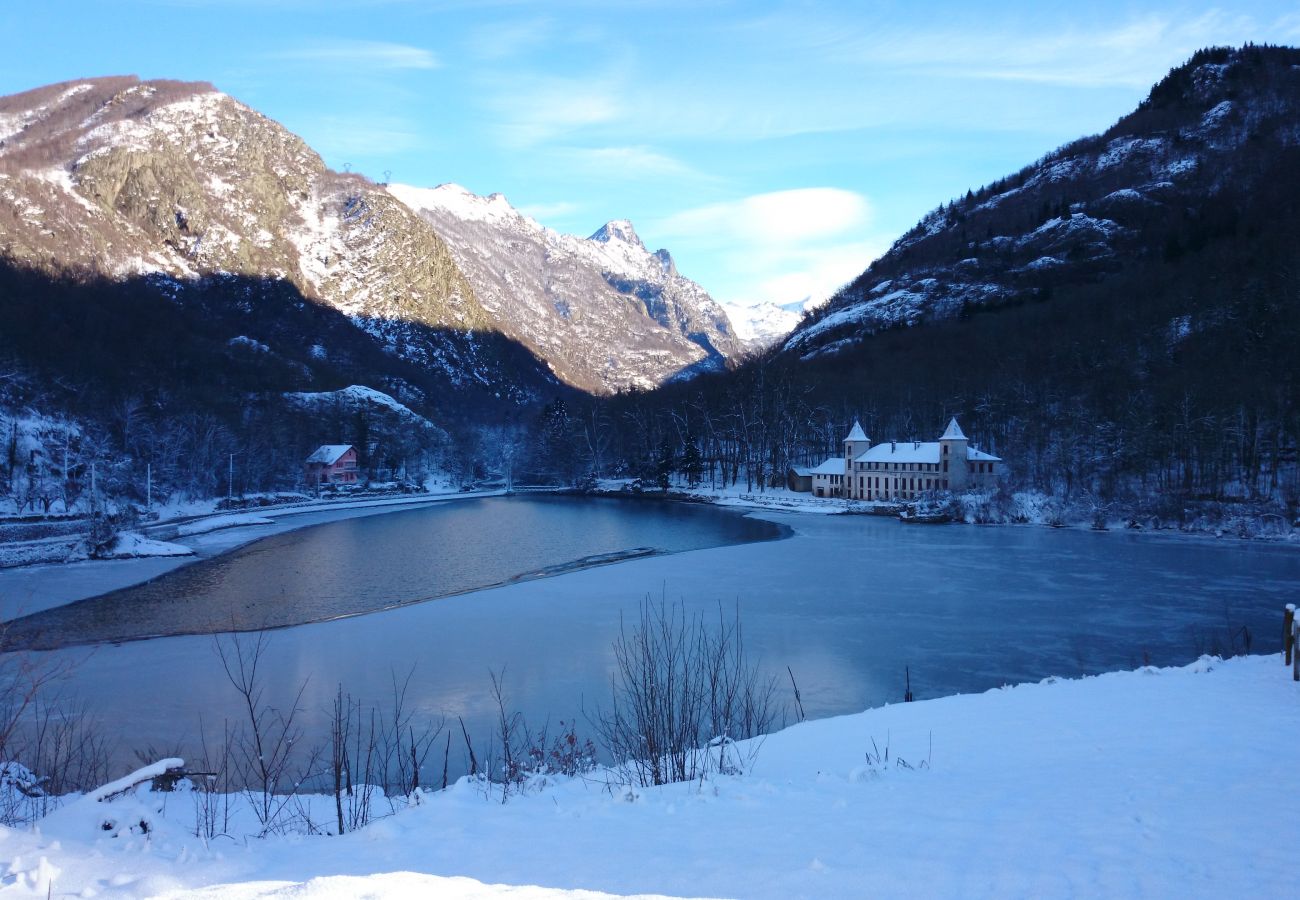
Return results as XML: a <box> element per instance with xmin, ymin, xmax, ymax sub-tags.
<box><xmin>943</xmin><ymin>460</ymin><xmax>948</xmax><ymax>473</ymax></box>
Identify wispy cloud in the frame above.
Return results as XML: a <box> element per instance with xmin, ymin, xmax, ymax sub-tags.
<box><xmin>756</xmin><ymin>8</ymin><xmax>1267</xmax><ymax>89</ymax></box>
<box><xmin>488</xmin><ymin>75</ymin><xmax>623</xmax><ymax>147</ymax></box>
<box><xmin>466</xmin><ymin>17</ymin><xmax>555</xmax><ymax>61</ymax></box>
<box><xmin>273</xmin><ymin>39</ymin><xmax>440</xmax><ymax>71</ymax></box>
<box><xmin>297</xmin><ymin>113</ymin><xmax>426</xmax><ymax>162</ymax></box>
<box><xmin>559</xmin><ymin>145</ymin><xmax>701</xmax><ymax>179</ymax></box>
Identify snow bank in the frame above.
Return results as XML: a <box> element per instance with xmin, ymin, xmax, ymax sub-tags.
<box><xmin>101</xmin><ymin>532</ymin><xmax>194</xmax><ymax>559</ymax></box>
<box><xmin>175</xmin><ymin>514</ymin><xmax>273</xmax><ymax>537</ymax></box>
<box><xmin>5</xmin><ymin>654</ymin><xmax>1295</xmax><ymax>898</ymax></box>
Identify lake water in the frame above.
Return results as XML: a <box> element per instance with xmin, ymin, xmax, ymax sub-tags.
<box><xmin>6</xmin><ymin>497</ymin><xmax>1298</xmax><ymax>784</ymax></box>
<box><xmin>3</xmin><ymin>495</ymin><xmax>784</xmax><ymax>649</ymax></box>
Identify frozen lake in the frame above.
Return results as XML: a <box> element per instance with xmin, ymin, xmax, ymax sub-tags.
<box><xmin>3</xmin><ymin>497</ymin><xmax>1298</xmax><ymax>782</ymax></box>
<box><xmin>3</xmin><ymin>495</ymin><xmax>783</xmax><ymax>648</ymax></box>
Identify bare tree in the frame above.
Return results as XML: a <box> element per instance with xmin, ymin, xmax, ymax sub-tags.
<box><xmin>592</xmin><ymin>598</ymin><xmax>779</xmax><ymax>788</ymax></box>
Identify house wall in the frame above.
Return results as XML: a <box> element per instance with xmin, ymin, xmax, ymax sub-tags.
<box><xmin>811</xmin><ymin>472</ymin><xmax>843</xmax><ymax>498</ymax></box>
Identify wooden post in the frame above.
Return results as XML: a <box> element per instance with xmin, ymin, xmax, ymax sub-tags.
<box><xmin>1286</xmin><ymin>605</ymin><xmax>1296</xmax><ymax>666</ymax></box>
<box><xmin>1293</xmin><ymin>617</ymin><xmax>1299</xmax><ymax>683</ymax></box>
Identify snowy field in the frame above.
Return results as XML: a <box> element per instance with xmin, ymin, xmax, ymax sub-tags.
<box><xmin>1</xmin><ymin>653</ymin><xmax>1297</xmax><ymax>898</ymax></box>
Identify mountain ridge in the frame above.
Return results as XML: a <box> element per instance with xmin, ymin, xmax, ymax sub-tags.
<box><xmin>388</xmin><ymin>181</ymin><xmax>743</xmax><ymax>394</ymax></box>
<box><xmin>784</xmin><ymin>44</ymin><xmax>1300</xmax><ymax>359</ymax></box>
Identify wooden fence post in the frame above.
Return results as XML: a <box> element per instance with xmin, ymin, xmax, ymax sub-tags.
<box><xmin>1286</xmin><ymin>605</ymin><xmax>1296</xmax><ymax>666</ymax></box>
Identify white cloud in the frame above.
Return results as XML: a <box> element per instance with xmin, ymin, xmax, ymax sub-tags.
<box><xmin>654</xmin><ymin>189</ymin><xmax>883</xmax><ymax>306</ymax></box>
<box><xmin>274</xmin><ymin>39</ymin><xmax>440</xmax><ymax>71</ymax></box>
<box><xmin>658</xmin><ymin>188</ymin><xmax>871</xmax><ymax>248</ymax></box>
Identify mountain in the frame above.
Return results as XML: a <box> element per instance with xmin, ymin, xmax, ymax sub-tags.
<box><xmin>720</xmin><ymin>298</ymin><xmax>813</xmax><ymax>353</ymax></box>
<box><xmin>786</xmin><ymin>44</ymin><xmax>1300</xmax><ymax>359</ymax></box>
<box><xmin>587</xmin><ymin>46</ymin><xmax>1299</xmax><ymax>520</ymax></box>
<box><xmin>0</xmin><ymin>77</ymin><xmax>568</xmax><ymax>422</ymax></box>
<box><xmin>387</xmin><ymin>183</ymin><xmax>741</xmax><ymax>394</ymax></box>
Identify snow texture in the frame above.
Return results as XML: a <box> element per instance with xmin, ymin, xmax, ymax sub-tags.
<box><xmin>2</xmin><ymin>654</ymin><xmax>1296</xmax><ymax>898</ymax></box>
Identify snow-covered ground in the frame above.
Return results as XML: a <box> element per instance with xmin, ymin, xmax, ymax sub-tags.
<box><xmin>2</xmin><ymin>653</ymin><xmax>1296</xmax><ymax>898</ymax></box>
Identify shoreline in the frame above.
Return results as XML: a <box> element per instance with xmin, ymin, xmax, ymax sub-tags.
<box><xmin>0</xmin><ymin>490</ymin><xmax>509</xmax><ymax>621</ymax></box>
<box><xmin>0</xmin><ymin>493</ymin><xmax>793</xmax><ymax>640</ymax></box>
<box><xmin>3</xmin><ymin>483</ymin><xmax>1293</xmax><ymax>627</ymax></box>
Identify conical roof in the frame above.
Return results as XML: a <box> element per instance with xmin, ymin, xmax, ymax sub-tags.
<box><xmin>940</xmin><ymin>417</ymin><xmax>967</xmax><ymax>440</ymax></box>
<box><xmin>845</xmin><ymin>420</ymin><xmax>868</xmax><ymax>442</ymax></box>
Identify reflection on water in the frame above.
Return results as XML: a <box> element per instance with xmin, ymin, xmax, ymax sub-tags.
<box><xmin>6</xmin><ymin>495</ymin><xmax>784</xmax><ymax>649</ymax></box>
<box><xmin>9</xmin><ymin>502</ymin><xmax>1300</xmax><ymax>785</ymax></box>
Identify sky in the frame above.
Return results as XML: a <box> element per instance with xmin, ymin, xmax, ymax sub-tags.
<box><xmin>3</xmin><ymin>1</ymin><xmax>1299</xmax><ymax>310</ymax></box>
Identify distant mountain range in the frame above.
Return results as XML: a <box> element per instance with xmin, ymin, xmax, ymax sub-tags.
<box><xmin>4</xmin><ymin>46</ymin><xmax>1295</xmax><ymax>508</ymax></box>
<box><xmin>0</xmin><ymin>75</ymin><xmax>758</xmax><ymax>407</ymax></box>
<box><xmin>388</xmin><ymin>183</ymin><xmax>741</xmax><ymax>393</ymax></box>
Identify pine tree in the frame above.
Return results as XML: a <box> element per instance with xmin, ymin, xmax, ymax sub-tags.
<box><xmin>681</xmin><ymin>433</ymin><xmax>703</xmax><ymax>487</ymax></box>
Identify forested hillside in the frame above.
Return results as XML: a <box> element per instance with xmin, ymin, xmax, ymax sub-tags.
<box><xmin>551</xmin><ymin>47</ymin><xmax>1299</xmax><ymax>527</ymax></box>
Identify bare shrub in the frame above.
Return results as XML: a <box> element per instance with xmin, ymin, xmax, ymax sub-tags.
<box><xmin>0</xmin><ymin>625</ymin><xmax>107</xmax><ymax>825</ymax></box>
<box><xmin>191</xmin><ymin>714</ymin><xmax>234</xmax><ymax>842</ymax></box>
<box><xmin>592</xmin><ymin>599</ymin><xmax>779</xmax><ymax>787</ymax></box>
<box><xmin>323</xmin><ymin>668</ymin><xmax>445</xmax><ymax>834</ymax></box>
<box><xmin>480</xmin><ymin>669</ymin><xmax>596</xmax><ymax>803</ymax></box>
<box><xmin>215</xmin><ymin>631</ymin><xmax>319</xmax><ymax>836</ymax></box>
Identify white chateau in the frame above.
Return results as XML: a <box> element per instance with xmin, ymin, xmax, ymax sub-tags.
<box><xmin>810</xmin><ymin>418</ymin><xmax>1001</xmax><ymax>500</ymax></box>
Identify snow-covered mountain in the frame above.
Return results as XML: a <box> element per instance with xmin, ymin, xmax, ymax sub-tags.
<box><xmin>0</xmin><ymin>76</ymin><xmax>566</xmax><ymax>410</ymax></box>
<box><xmin>0</xmin><ymin>75</ymin><xmax>743</xmax><ymax>407</ymax></box>
<box><xmin>388</xmin><ymin>183</ymin><xmax>741</xmax><ymax>393</ymax></box>
<box><xmin>784</xmin><ymin>46</ymin><xmax>1300</xmax><ymax>359</ymax></box>
<box><xmin>720</xmin><ymin>298</ymin><xmax>813</xmax><ymax>353</ymax></box>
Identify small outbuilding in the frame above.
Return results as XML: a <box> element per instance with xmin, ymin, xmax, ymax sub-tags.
<box><xmin>305</xmin><ymin>444</ymin><xmax>360</xmax><ymax>487</ymax></box>
<box><xmin>787</xmin><ymin>466</ymin><xmax>813</xmax><ymax>492</ymax></box>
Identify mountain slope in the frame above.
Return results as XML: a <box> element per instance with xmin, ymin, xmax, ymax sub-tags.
<box><xmin>0</xmin><ymin>76</ymin><xmax>564</xmax><ymax>406</ymax></box>
<box><xmin>388</xmin><ymin>183</ymin><xmax>741</xmax><ymax>394</ymax></box>
<box><xmin>587</xmin><ymin>46</ymin><xmax>1299</xmax><ymax>516</ymax></box>
<box><xmin>786</xmin><ymin>45</ymin><xmax>1300</xmax><ymax>358</ymax></box>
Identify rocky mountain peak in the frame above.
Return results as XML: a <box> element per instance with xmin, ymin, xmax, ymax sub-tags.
<box><xmin>589</xmin><ymin>218</ymin><xmax>643</xmax><ymax>249</ymax></box>
<box><xmin>392</xmin><ymin>184</ymin><xmax>741</xmax><ymax>393</ymax></box>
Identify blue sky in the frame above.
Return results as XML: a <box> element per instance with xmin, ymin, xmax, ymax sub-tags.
<box><xmin>4</xmin><ymin>1</ymin><xmax>1299</xmax><ymax>308</ymax></box>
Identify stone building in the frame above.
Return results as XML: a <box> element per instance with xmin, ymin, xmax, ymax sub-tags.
<box><xmin>809</xmin><ymin>418</ymin><xmax>1001</xmax><ymax>500</ymax></box>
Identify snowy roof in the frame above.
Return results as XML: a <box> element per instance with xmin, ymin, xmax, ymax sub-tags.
<box><xmin>809</xmin><ymin>457</ymin><xmax>845</xmax><ymax>476</ymax></box>
<box><xmin>940</xmin><ymin>417</ymin><xmax>967</xmax><ymax>440</ymax></box>
<box><xmin>790</xmin><ymin>466</ymin><xmax>814</xmax><ymax>477</ymax></box>
<box><xmin>845</xmin><ymin>421</ymin><xmax>868</xmax><ymax>442</ymax></box>
<box><xmin>305</xmin><ymin>444</ymin><xmax>353</xmax><ymax>465</ymax></box>
<box><xmin>854</xmin><ymin>442</ymin><xmax>1001</xmax><ymax>464</ymax></box>
<box><xmin>856</xmin><ymin>442</ymin><xmax>941</xmax><ymax>464</ymax></box>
